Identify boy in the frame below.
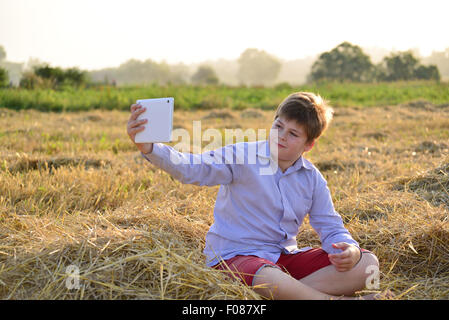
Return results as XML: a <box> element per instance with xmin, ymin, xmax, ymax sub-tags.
<box><xmin>126</xmin><ymin>92</ymin><xmax>381</xmax><ymax>300</ymax></box>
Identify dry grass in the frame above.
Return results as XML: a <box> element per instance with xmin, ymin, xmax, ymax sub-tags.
<box><xmin>0</xmin><ymin>103</ymin><xmax>448</xmax><ymax>300</ymax></box>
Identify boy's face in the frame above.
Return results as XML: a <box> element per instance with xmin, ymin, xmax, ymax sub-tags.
<box><xmin>269</xmin><ymin>116</ymin><xmax>315</xmax><ymax>162</ymax></box>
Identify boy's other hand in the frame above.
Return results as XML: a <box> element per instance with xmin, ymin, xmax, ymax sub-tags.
<box><xmin>127</xmin><ymin>103</ymin><xmax>153</xmax><ymax>154</ymax></box>
<box><xmin>328</xmin><ymin>242</ymin><xmax>361</xmax><ymax>272</ymax></box>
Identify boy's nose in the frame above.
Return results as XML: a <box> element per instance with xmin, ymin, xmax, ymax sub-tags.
<box><xmin>279</xmin><ymin>129</ymin><xmax>287</xmax><ymax>141</ymax></box>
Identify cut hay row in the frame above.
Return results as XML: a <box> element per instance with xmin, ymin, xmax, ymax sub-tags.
<box><xmin>395</xmin><ymin>156</ymin><xmax>449</xmax><ymax>209</ymax></box>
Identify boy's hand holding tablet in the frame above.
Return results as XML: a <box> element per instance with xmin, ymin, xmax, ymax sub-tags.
<box><xmin>127</xmin><ymin>97</ymin><xmax>174</xmax><ymax>155</ymax></box>
<box><xmin>127</xmin><ymin>103</ymin><xmax>153</xmax><ymax>154</ymax></box>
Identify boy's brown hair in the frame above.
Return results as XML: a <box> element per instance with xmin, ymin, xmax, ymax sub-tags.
<box><xmin>274</xmin><ymin>92</ymin><xmax>334</xmax><ymax>143</ymax></box>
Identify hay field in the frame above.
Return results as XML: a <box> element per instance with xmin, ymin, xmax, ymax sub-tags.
<box><xmin>0</xmin><ymin>100</ymin><xmax>448</xmax><ymax>299</ymax></box>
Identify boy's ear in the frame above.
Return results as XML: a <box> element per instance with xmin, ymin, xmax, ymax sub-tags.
<box><xmin>305</xmin><ymin>139</ymin><xmax>315</xmax><ymax>152</ymax></box>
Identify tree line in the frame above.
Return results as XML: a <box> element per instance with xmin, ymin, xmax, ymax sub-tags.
<box><xmin>0</xmin><ymin>42</ymin><xmax>444</xmax><ymax>89</ymax></box>
<box><xmin>308</xmin><ymin>42</ymin><xmax>440</xmax><ymax>82</ymax></box>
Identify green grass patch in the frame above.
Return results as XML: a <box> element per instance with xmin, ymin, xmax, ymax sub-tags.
<box><xmin>0</xmin><ymin>81</ymin><xmax>448</xmax><ymax>112</ymax></box>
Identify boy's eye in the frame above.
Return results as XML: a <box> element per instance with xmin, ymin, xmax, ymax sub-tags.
<box><xmin>274</xmin><ymin>124</ymin><xmax>298</xmax><ymax>137</ymax></box>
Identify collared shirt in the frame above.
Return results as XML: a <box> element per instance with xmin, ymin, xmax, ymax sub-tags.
<box><xmin>141</xmin><ymin>140</ymin><xmax>359</xmax><ymax>267</ymax></box>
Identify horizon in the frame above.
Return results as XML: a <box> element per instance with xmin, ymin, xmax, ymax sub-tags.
<box><xmin>1</xmin><ymin>0</ymin><xmax>448</xmax><ymax>71</ymax></box>
<box><xmin>0</xmin><ymin>44</ymin><xmax>442</xmax><ymax>72</ymax></box>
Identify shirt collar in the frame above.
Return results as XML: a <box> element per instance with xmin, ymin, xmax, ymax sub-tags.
<box><xmin>256</xmin><ymin>140</ymin><xmax>313</xmax><ymax>171</ymax></box>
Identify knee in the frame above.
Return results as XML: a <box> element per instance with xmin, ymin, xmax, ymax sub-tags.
<box><xmin>353</xmin><ymin>252</ymin><xmax>379</xmax><ymax>288</ymax></box>
<box><xmin>354</xmin><ymin>252</ymin><xmax>379</xmax><ymax>278</ymax></box>
<box><xmin>360</xmin><ymin>252</ymin><xmax>379</xmax><ymax>270</ymax></box>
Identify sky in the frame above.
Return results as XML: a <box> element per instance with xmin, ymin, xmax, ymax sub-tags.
<box><xmin>0</xmin><ymin>0</ymin><xmax>448</xmax><ymax>70</ymax></box>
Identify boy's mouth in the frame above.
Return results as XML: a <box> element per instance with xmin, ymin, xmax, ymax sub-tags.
<box><xmin>269</xmin><ymin>136</ymin><xmax>286</xmax><ymax>149</ymax></box>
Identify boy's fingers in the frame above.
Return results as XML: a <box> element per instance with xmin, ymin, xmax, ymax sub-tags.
<box><xmin>334</xmin><ymin>255</ymin><xmax>351</xmax><ymax>263</ymax></box>
<box><xmin>329</xmin><ymin>256</ymin><xmax>351</xmax><ymax>265</ymax></box>
<box><xmin>332</xmin><ymin>242</ymin><xmax>350</xmax><ymax>250</ymax></box>
<box><xmin>130</xmin><ymin>103</ymin><xmax>141</xmax><ymax>112</ymax></box>
<box><xmin>127</xmin><ymin>120</ymin><xmax>138</xmax><ymax>130</ymax></box>
<box><xmin>130</xmin><ymin>126</ymin><xmax>145</xmax><ymax>134</ymax></box>
<box><xmin>130</xmin><ymin>107</ymin><xmax>146</xmax><ymax>121</ymax></box>
<box><xmin>329</xmin><ymin>256</ymin><xmax>345</xmax><ymax>264</ymax></box>
<box><xmin>336</xmin><ymin>259</ymin><xmax>352</xmax><ymax>267</ymax></box>
<box><xmin>328</xmin><ymin>251</ymin><xmax>349</xmax><ymax>260</ymax></box>
<box><xmin>129</xmin><ymin>118</ymin><xmax>147</xmax><ymax>128</ymax></box>
<box><xmin>331</xmin><ymin>259</ymin><xmax>352</xmax><ymax>270</ymax></box>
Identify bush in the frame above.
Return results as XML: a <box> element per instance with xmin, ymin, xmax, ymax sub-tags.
<box><xmin>191</xmin><ymin>66</ymin><xmax>219</xmax><ymax>85</ymax></box>
<box><xmin>19</xmin><ymin>71</ymin><xmax>54</xmax><ymax>89</ymax></box>
<box><xmin>377</xmin><ymin>51</ymin><xmax>441</xmax><ymax>82</ymax></box>
<box><xmin>0</xmin><ymin>67</ymin><xmax>9</xmax><ymax>88</ymax></box>
<box><xmin>414</xmin><ymin>65</ymin><xmax>440</xmax><ymax>81</ymax></box>
<box><xmin>19</xmin><ymin>65</ymin><xmax>89</xmax><ymax>90</ymax></box>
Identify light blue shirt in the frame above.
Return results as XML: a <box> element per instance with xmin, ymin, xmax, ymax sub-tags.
<box><xmin>141</xmin><ymin>139</ymin><xmax>359</xmax><ymax>267</ymax></box>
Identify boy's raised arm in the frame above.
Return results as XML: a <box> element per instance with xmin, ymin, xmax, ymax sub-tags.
<box><xmin>127</xmin><ymin>102</ymin><xmax>237</xmax><ymax>186</ymax></box>
<box><xmin>141</xmin><ymin>143</ymin><xmax>238</xmax><ymax>186</ymax></box>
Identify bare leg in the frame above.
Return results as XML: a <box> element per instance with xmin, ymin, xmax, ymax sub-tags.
<box><xmin>252</xmin><ymin>266</ymin><xmax>334</xmax><ymax>300</ymax></box>
<box><xmin>252</xmin><ymin>253</ymin><xmax>380</xmax><ymax>300</ymax></box>
<box><xmin>299</xmin><ymin>252</ymin><xmax>380</xmax><ymax>296</ymax></box>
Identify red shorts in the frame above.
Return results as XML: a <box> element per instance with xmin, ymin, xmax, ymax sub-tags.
<box><xmin>212</xmin><ymin>248</ymin><xmax>371</xmax><ymax>286</ymax></box>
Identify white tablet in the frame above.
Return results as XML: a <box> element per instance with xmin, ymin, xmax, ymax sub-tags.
<box><xmin>134</xmin><ymin>97</ymin><xmax>174</xmax><ymax>143</ymax></box>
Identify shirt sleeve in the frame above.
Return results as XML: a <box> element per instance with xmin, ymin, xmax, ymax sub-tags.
<box><xmin>308</xmin><ymin>170</ymin><xmax>359</xmax><ymax>254</ymax></box>
<box><xmin>140</xmin><ymin>143</ymin><xmax>238</xmax><ymax>186</ymax></box>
